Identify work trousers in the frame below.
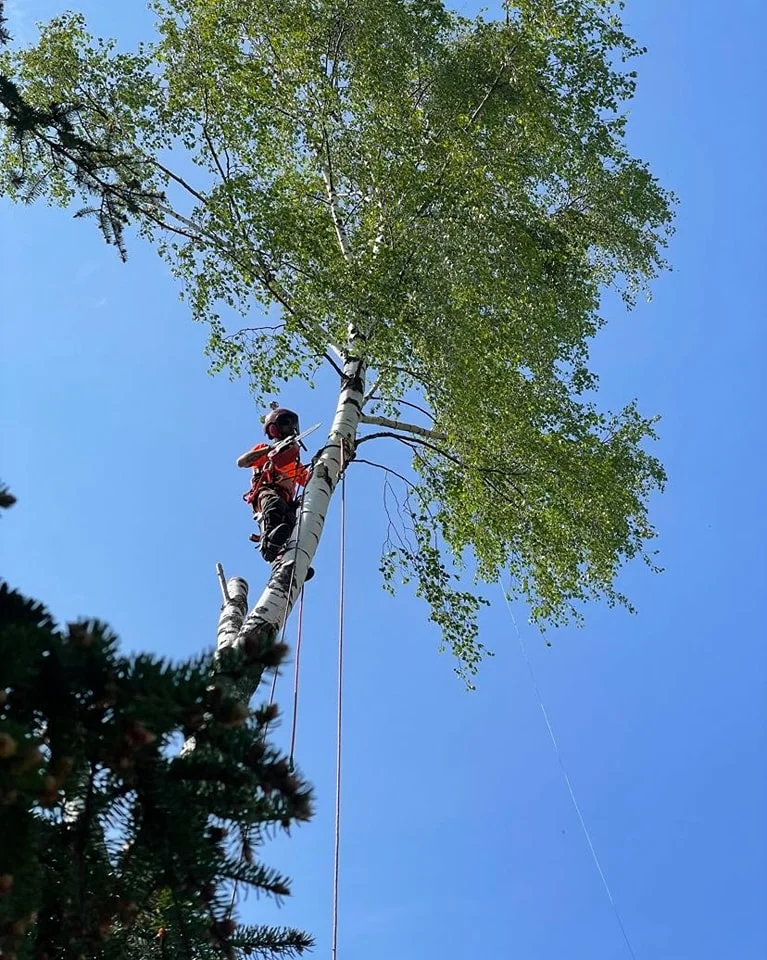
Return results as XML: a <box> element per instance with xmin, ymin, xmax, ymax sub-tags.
<box><xmin>255</xmin><ymin>486</ymin><xmax>296</xmax><ymax>562</ymax></box>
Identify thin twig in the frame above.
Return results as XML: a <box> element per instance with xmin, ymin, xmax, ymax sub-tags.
<box><xmin>353</xmin><ymin>458</ymin><xmax>417</xmax><ymax>490</ymax></box>
<box><xmin>366</xmin><ymin>395</ymin><xmax>436</xmax><ymax>421</ymax></box>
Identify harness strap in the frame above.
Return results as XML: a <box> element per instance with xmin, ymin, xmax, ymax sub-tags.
<box><xmin>243</xmin><ymin>445</ymin><xmax>303</xmax><ymax>505</ymax></box>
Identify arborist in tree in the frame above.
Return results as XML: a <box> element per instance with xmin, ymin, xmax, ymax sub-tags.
<box><xmin>238</xmin><ymin>407</ymin><xmax>314</xmax><ymax>576</ymax></box>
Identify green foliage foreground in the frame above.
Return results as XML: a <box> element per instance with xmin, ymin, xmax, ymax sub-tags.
<box><xmin>0</xmin><ymin>492</ymin><xmax>313</xmax><ymax>960</ymax></box>
<box><xmin>0</xmin><ymin>0</ymin><xmax>674</xmax><ymax>676</ymax></box>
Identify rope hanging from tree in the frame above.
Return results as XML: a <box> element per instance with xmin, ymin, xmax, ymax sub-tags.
<box><xmin>331</xmin><ymin>473</ymin><xmax>347</xmax><ymax>960</ymax></box>
<box><xmin>256</xmin><ymin>469</ymin><xmax>347</xmax><ymax>958</ymax></box>
<box><xmin>264</xmin><ymin>498</ymin><xmax>307</xmax><ymax>728</ymax></box>
<box><xmin>288</xmin><ymin>586</ymin><xmax>306</xmax><ymax>772</ymax></box>
<box><xmin>257</xmin><ymin>470</ymin><xmax>347</xmax><ymax>957</ymax></box>
<box><xmin>228</xmin><ymin>497</ymin><xmax>310</xmax><ymax>919</ymax></box>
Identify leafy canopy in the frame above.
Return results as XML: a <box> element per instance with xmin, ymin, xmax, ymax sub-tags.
<box><xmin>0</xmin><ymin>0</ymin><xmax>674</xmax><ymax>675</ymax></box>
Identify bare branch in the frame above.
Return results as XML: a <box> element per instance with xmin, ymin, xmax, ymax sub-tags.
<box><xmin>319</xmin><ymin>350</ymin><xmax>345</xmax><ymax>378</ymax></box>
<box><xmin>353</xmin><ymin>458</ymin><xmax>416</xmax><ymax>490</ymax></box>
<box><xmin>223</xmin><ymin>324</ymin><xmax>285</xmax><ymax>340</ymax></box>
<box><xmin>380</xmin><ymin>365</ymin><xmax>440</xmax><ymax>391</ymax></box>
<box><xmin>355</xmin><ymin>430</ymin><xmax>408</xmax><ymax>446</ymax></box>
<box><xmin>362</xmin><ymin>378</ymin><xmax>381</xmax><ymax>405</ymax></box>
<box><xmin>359</xmin><ymin>413</ymin><xmax>445</xmax><ymax>441</ymax></box>
<box><xmin>202</xmin><ymin>119</ymin><xmax>229</xmax><ymax>196</ymax></box>
<box><xmin>153</xmin><ymin>157</ymin><xmax>209</xmax><ymax>206</ymax></box>
<box><xmin>356</xmin><ymin>430</ymin><xmax>527</xmax><ymax>501</ymax></box>
<box><xmin>392</xmin><ymin>433</ymin><xmax>467</xmax><ymax>469</ymax></box>
<box><xmin>366</xmin><ymin>394</ymin><xmax>436</xmax><ymax>421</ymax></box>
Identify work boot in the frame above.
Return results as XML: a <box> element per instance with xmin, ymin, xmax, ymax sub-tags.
<box><xmin>268</xmin><ymin>523</ymin><xmax>292</xmax><ymax>548</ymax></box>
<box><xmin>260</xmin><ymin>523</ymin><xmax>292</xmax><ymax>562</ymax></box>
<box><xmin>261</xmin><ymin>543</ymin><xmax>279</xmax><ymax>563</ymax></box>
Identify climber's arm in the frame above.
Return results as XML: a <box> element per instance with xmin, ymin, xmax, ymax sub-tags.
<box><xmin>236</xmin><ymin>444</ymin><xmax>269</xmax><ymax>469</ymax></box>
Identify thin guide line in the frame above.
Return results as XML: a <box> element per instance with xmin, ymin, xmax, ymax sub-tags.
<box><xmin>501</xmin><ymin>584</ymin><xmax>638</xmax><ymax>960</ymax></box>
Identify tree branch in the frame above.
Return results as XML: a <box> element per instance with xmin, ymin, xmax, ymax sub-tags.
<box><xmin>359</xmin><ymin>413</ymin><xmax>445</xmax><ymax>441</ymax></box>
<box><xmin>380</xmin><ymin>364</ymin><xmax>440</xmax><ymax>391</ymax></box>
<box><xmin>21</xmin><ymin>71</ymin><xmax>347</xmax><ymax>381</ymax></box>
<box><xmin>366</xmin><ymin>395</ymin><xmax>436</xmax><ymax>421</ymax></box>
<box><xmin>320</xmin><ymin>123</ymin><xmax>352</xmax><ymax>260</ymax></box>
<box><xmin>320</xmin><ymin>350</ymin><xmax>345</xmax><ymax>377</ymax></box>
<box><xmin>197</xmin><ymin>101</ymin><xmax>349</xmax><ymax>377</ymax></box>
<box><xmin>468</xmin><ymin>62</ymin><xmax>507</xmax><ymax>126</ymax></box>
<box><xmin>362</xmin><ymin>378</ymin><xmax>381</xmax><ymax>405</ymax></box>
<box><xmin>355</xmin><ymin>430</ymin><xmax>527</xmax><ymax>499</ymax></box>
<box><xmin>353</xmin><ymin>457</ymin><xmax>417</xmax><ymax>490</ymax></box>
<box><xmin>414</xmin><ymin>53</ymin><xmax>514</xmax><ymax>219</ymax></box>
<box><xmin>201</xmin><ymin>92</ymin><xmax>230</xmax><ymax>192</ymax></box>
<box><xmin>354</xmin><ymin>430</ymin><xmax>452</xmax><ymax>458</ymax></box>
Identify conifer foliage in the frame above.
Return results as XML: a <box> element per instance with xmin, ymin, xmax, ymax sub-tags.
<box><xmin>0</xmin><ymin>0</ymin><xmax>159</xmax><ymax>259</ymax></box>
<box><xmin>0</xmin><ymin>487</ymin><xmax>313</xmax><ymax>960</ymax></box>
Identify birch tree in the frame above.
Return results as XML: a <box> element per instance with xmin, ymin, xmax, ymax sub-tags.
<box><xmin>0</xmin><ymin>0</ymin><xmax>674</xmax><ymax>687</ymax></box>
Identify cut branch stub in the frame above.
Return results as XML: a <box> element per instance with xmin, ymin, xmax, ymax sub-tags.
<box><xmin>216</xmin><ymin>576</ymin><xmax>248</xmax><ymax>653</ymax></box>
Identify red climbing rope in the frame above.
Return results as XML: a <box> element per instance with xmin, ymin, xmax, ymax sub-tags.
<box><xmin>331</xmin><ymin>474</ymin><xmax>346</xmax><ymax>960</ymax></box>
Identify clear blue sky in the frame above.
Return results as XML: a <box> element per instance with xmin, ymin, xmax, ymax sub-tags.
<box><xmin>2</xmin><ymin>2</ymin><xmax>765</xmax><ymax>958</ymax></box>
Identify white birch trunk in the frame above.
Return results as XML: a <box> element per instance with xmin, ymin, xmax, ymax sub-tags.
<box><xmin>233</xmin><ymin>345</ymin><xmax>366</xmax><ymax>685</ymax></box>
<box><xmin>216</xmin><ymin>576</ymin><xmax>249</xmax><ymax>653</ymax></box>
<box><xmin>181</xmin><ymin>575</ymin><xmax>250</xmax><ymax>756</ymax></box>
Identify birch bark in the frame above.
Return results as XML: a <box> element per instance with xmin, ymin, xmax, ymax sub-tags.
<box><xmin>232</xmin><ymin>345</ymin><xmax>366</xmax><ymax>692</ymax></box>
<box><xmin>216</xmin><ymin>576</ymin><xmax>248</xmax><ymax>653</ymax></box>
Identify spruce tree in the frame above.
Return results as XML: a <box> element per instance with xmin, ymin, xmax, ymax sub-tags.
<box><xmin>0</xmin><ymin>486</ymin><xmax>313</xmax><ymax>960</ymax></box>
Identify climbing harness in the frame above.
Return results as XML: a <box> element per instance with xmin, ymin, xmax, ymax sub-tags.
<box><xmin>242</xmin><ymin>423</ymin><xmax>320</xmax><ymax>508</ymax></box>
<box><xmin>500</xmin><ymin>584</ymin><xmax>638</xmax><ymax>960</ymax></box>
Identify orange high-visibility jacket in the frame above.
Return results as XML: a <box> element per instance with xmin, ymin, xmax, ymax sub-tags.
<box><xmin>243</xmin><ymin>442</ymin><xmax>310</xmax><ymax>504</ymax></box>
